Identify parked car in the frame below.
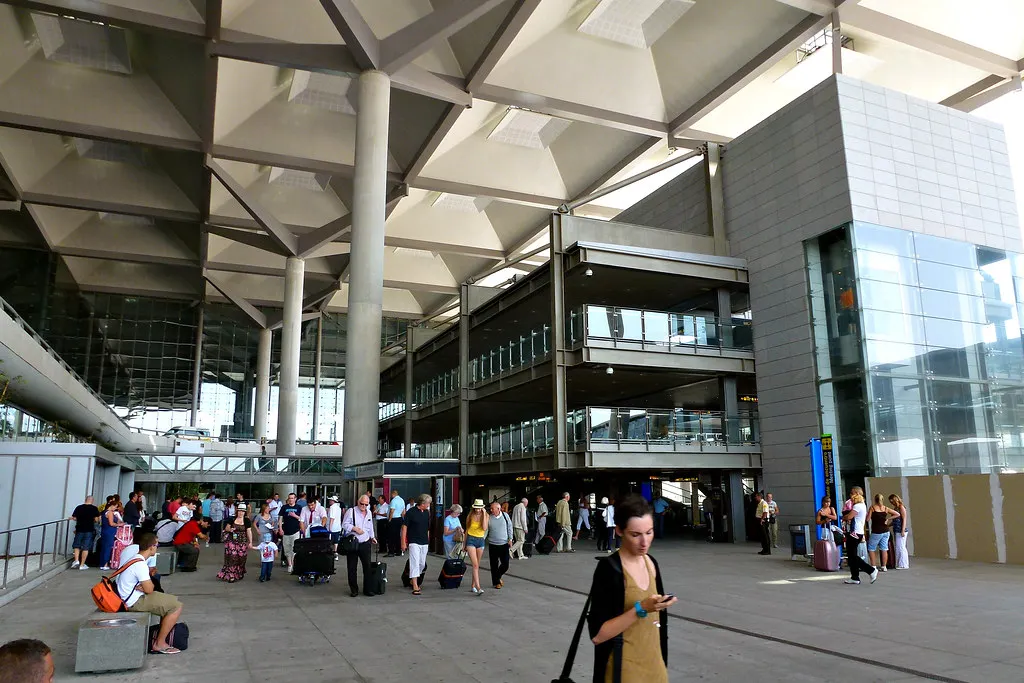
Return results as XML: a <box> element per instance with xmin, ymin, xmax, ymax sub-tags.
<box><xmin>163</xmin><ymin>426</ymin><xmax>212</xmax><ymax>440</ymax></box>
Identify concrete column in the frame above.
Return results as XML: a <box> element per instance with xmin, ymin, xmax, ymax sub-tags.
<box><xmin>190</xmin><ymin>304</ymin><xmax>205</xmax><ymax>427</ymax></box>
<box><xmin>728</xmin><ymin>471</ymin><xmax>747</xmax><ymax>543</ymax></box>
<box><xmin>550</xmin><ymin>214</ymin><xmax>568</xmax><ymax>466</ymax></box>
<box><xmin>404</xmin><ymin>327</ymin><xmax>414</xmax><ymax>459</ymax></box>
<box><xmin>458</xmin><ymin>285</ymin><xmax>471</xmax><ymax>465</ymax></box>
<box><xmin>342</xmin><ymin>69</ymin><xmax>391</xmax><ymax>469</ymax></box>
<box><xmin>311</xmin><ymin>315</ymin><xmax>323</xmax><ymax>441</ymax></box>
<box><xmin>705</xmin><ymin>142</ymin><xmax>727</xmax><ymax>256</ymax></box>
<box><xmin>716</xmin><ymin>288</ymin><xmax>733</xmax><ymax>349</ymax></box>
<box><xmin>721</xmin><ymin>376</ymin><xmax>740</xmax><ymax>444</ymax></box>
<box><xmin>254</xmin><ymin>327</ymin><xmax>272</xmax><ymax>441</ymax></box>
<box><xmin>277</xmin><ymin>256</ymin><xmax>305</xmax><ymax>457</ymax></box>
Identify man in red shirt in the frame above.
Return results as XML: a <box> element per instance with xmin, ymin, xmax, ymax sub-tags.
<box><xmin>173</xmin><ymin>518</ymin><xmax>209</xmax><ymax>572</ymax></box>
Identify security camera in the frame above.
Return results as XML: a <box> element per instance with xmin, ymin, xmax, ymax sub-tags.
<box><xmin>584</xmin><ymin>268</ymin><xmax>594</xmax><ymax>277</ymax></box>
<box><xmin>605</xmin><ymin>366</ymin><xmax>614</xmax><ymax>375</ymax></box>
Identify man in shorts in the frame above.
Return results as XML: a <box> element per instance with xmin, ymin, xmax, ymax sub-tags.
<box><xmin>115</xmin><ymin>532</ymin><xmax>184</xmax><ymax>654</ymax></box>
<box><xmin>69</xmin><ymin>495</ymin><xmax>100</xmax><ymax>570</ymax></box>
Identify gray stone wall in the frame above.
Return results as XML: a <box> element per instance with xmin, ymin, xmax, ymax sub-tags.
<box><xmin>837</xmin><ymin>75</ymin><xmax>1021</xmax><ymax>252</ymax></box>
<box><xmin>722</xmin><ymin>76</ymin><xmax>852</xmax><ymax>531</ymax></box>
<box><xmin>615</xmin><ymin>162</ymin><xmax>708</xmax><ymax>235</ymax></box>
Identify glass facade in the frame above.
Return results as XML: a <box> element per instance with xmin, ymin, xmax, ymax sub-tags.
<box><xmin>0</xmin><ymin>246</ymin><xmax>408</xmax><ymax>445</ymax></box>
<box><xmin>809</xmin><ymin>223</ymin><xmax>1024</xmax><ymax>480</ymax></box>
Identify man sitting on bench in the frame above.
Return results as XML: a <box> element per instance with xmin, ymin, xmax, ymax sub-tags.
<box><xmin>116</xmin><ymin>532</ymin><xmax>183</xmax><ymax>655</ymax></box>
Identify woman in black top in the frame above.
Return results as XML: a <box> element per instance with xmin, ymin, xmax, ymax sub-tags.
<box><xmin>586</xmin><ymin>495</ymin><xmax>676</xmax><ymax>683</ymax></box>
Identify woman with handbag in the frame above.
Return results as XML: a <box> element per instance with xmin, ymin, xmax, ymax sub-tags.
<box><xmin>888</xmin><ymin>494</ymin><xmax>910</xmax><ymax>569</ymax></box>
<box><xmin>586</xmin><ymin>495</ymin><xmax>675</xmax><ymax>683</ymax></box>
<box><xmin>841</xmin><ymin>488</ymin><xmax>877</xmax><ymax>585</ymax></box>
<box><xmin>816</xmin><ymin>496</ymin><xmax>839</xmax><ymax>542</ymax></box>
<box><xmin>443</xmin><ymin>504</ymin><xmax>464</xmax><ymax>559</ymax></box>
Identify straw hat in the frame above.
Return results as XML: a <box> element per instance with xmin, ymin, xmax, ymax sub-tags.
<box><xmin>471</xmin><ymin>499</ymin><xmax>486</xmax><ymax>509</ymax></box>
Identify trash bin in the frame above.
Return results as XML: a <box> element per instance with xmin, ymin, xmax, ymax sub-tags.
<box><xmin>788</xmin><ymin>524</ymin><xmax>811</xmax><ymax>560</ymax></box>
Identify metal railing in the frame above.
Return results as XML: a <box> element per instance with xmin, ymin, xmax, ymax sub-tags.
<box><xmin>378</xmin><ymin>401</ymin><xmax>406</xmax><ymax>422</ymax></box>
<box><xmin>130</xmin><ymin>454</ymin><xmax>345</xmax><ymax>477</ymax></box>
<box><xmin>1</xmin><ymin>519</ymin><xmax>74</xmax><ymax>591</ymax></box>
<box><xmin>569</xmin><ymin>305</ymin><xmax>754</xmax><ymax>351</ymax></box>
<box><xmin>379</xmin><ymin>438</ymin><xmax>458</xmax><ymax>460</ymax></box>
<box><xmin>413</xmin><ymin>368</ymin><xmax>459</xmax><ymax>408</ymax></box>
<box><xmin>470</xmin><ymin>324</ymin><xmax>551</xmax><ymax>385</ymax></box>
<box><xmin>467</xmin><ymin>408</ymin><xmax>760</xmax><ymax>463</ymax></box>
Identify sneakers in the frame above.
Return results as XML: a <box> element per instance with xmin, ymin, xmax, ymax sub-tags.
<box><xmin>79</xmin><ymin>564</ymin><xmax>88</xmax><ymax>571</ymax></box>
<box><xmin>880</xmin><ymin>566</ymin><xmax>888</xmax><ymax>572</ymax></box>
<box><xmin>470</xmin><ymin>587</ymin><xmax>479</xmax><ymax>594</ymax></box>
<box><xmin>71</xmin><ymin>561</ymin><xmax>80</xmax><ymax>569</ymax></box>
<box><xmin>843</xmin><ymin>579</ymin><xmax>861</xmax><ymax>585</ymax></box>
<box><xmin>100</xmin><ymin>565</ymin><xmax>110</xmax><ymax>571</ymax></box>
<box><xmin>287</xmin><ymin>566</ymin><xmax>293</xmax><ymax>574</ymax></box>
<box><xmin>869</xmin><ymin>568</ymin><xmax>879</xmax><ymax>584</ymax></box>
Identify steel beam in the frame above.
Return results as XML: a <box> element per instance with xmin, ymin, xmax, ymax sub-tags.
<box><xmin>207</xmin><ymin>223</ymin><xmax>288</xmax><ymax>256</ymax></box>
<box><xmin>209</xmin><ymin>41</ymin><xmax>360</xmax><ymax>75</ymax></box>
<box><xmin>939</xmin><ymin>75</ymin><xmax>1007</xmax><ymax>107</ymax></box>
<box><xmin>297</xmin><ymin>214</ymin><xmax>353</xmax><ymax>258</ymax></box>
<box><xmin>467</xmin><ymin>0</ymin><xmax>543</xmax><ymax>91</ymax></box>
<box><xmin>207</xmin><ymin>156</ymin><xmax>300</xmax><ymax>256</ymax></box>
<box><xmin>390</xmin><ymin>65</ymin><xmax>471</xmax><ymax>107</ymax></box>
<box><xmin>203</xmin><ymin>270</ymin><xmax>268</xmax><ymax>328</ymax></box>
<box><xmin>669</xmin><ymin>12</ymin><xmax>828</xmax><ymax>135</ymax></box>
<box><xmin>474</xmin><ymin>84</ymin><xmax>667</xmax><ymax>137</ymax></box>
<box><xmin>841</xmin><ymin>5</ymin><xmax>1020</xmax><ymax>77</ymax></box>
<box><xmin>380</xmin><ymin>0</ymin><xmax>506</xmax><ymax>74</ymax></box>
<box><xmin>318</xmin><ymin>0</ymin><xmax>380</xmax><ymax>70</ymax></box>
<box><xmin>951</xmin><ymin>75</ymin><xmax>1022</xmax><ymax>113</ymax></box>
<box><xmin>411</xmin><ymin>177</ymin><xmax>563</xmax><ymax>209</ymax></box>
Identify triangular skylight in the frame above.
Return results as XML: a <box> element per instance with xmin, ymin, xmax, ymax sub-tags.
<box><xmin>72</xmin><ymin>138</ymin><xmax>146</xmax><ymax>166</ymax></box>
<box><xmin>432</xmin><ymin>192</ymin><xmax>493</xmax><ymax>213</ymax></box>
<box><xmin>98</xmin><ymin>212</ymin><xmax>156</xmax><ymax>226</ymax></box>
<box><xmin>288</xmin><ymin>71</ymin><xmax>357</xmax><ymax>115</ymax></box>
<box><xmin>31</xmin><ymin>13</ymin><xmax>132</xmax><ymax>74</ymax></box>
<box><xmin>487</xmin><ymin>108</ymin><xmax>572</xmax><ymax>150</ymax></box>
<box><xmin>577</xmin><ymin>0</ymin><xmax>695</xmax><ymax>49</ymax></box>
<box><xmin>268</xmin><ymin>167</ymin><xmax>332</xmax><ymax>192</ymax></box>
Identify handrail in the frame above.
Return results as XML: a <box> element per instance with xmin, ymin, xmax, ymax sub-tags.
<box><xmin>0</xmin><ymin>518</ymin><xmax>74</xmax><ymax>591</ymax></box>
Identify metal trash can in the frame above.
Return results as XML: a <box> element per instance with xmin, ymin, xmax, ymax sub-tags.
<box><xmin>788</xmin><ymin>524</ymin><xmax>811</xmax><ymax>560</ymax></box>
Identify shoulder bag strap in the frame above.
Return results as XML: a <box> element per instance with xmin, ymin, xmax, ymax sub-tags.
<box><xmin>556</xmin><ymin>593</ymin><xmax>591</xmax><ymax>681</ymax></box>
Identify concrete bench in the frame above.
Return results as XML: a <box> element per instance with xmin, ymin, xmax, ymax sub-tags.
<box><xmin>155</xmin><ymin>549</ymin><xmax>177</xmax><ymax>576</ymax></box>
<box><xmin>75</xmin><ymin>611</ymin><xmax>159</xmax><ymax>673</ymax></box>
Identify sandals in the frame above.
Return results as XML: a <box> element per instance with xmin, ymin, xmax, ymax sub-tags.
<box><xmin>411</xmin><ymin>589</ymin><xmax>422</xmax><ymax>595</ymax></box>
<box><xmin>152</xmin><ymin>647</ymin><xmax>181</xmax><ymax>655</ymax></box>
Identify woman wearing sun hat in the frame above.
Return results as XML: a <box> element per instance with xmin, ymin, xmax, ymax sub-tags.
<box><xmin>465</xmin><ymin>499</ymin><xmax>489</xmax><ymax>595</ymax></box>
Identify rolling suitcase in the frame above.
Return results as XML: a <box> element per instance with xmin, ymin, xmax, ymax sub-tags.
<box><xmin>813</xmin><ymin>538</ymin><xmax>839</xmax><ymax>572</ymax></box>
<box><xmin>438</xmin><ymin>557</ymin><xmax>466</xmax><ymax>589</ymax></box>
<box><xmin>536</xmin><ymin>535</ymin><xmax>556</xmax><ymax>555</ymax></box>
<box><xmin>522</xmin><ymin>542</ymin><xmax>534</xmax><ymax>558</ymax></box>
<box><xmin>401</xmin><ymin>559</ymin><xmax>427</xmax><ymax>588</ymax></box>
<box><xmin>292</xmin><ymin>537</ymin><xmax>335</xmax><ymax>577</ymax></box>
<box><xmin>366</xmin><ymin>553</ymin><xmax>387</xmax><ymax>595</ymax></box>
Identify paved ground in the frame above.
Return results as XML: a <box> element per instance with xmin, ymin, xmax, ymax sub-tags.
<box><xmin>0</xmin><ymin>539</ymin><xmax>1022</xmax><ymax>682</ymax></box>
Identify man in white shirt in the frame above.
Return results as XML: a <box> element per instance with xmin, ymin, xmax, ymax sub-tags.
<box><xmin>386</xmin><ymin>490</ymin><xmax>405</xmax><ymax>558</ymax></box>
<box><xmin>267</xmin><ymin>493</ymin><xmax>283</xmax><ymax>524</ymax></box>
<box><xmin>342</xmin><ymin>494</ymin><xmax>377</xmax><ymax>597</ymax></box>
<box><xmin>534</xmin><ymin>495</ymin><xmax>549</xmax><ymax>544</ymax></box>
<box><xmin>510</xmin><ymin>498</ymin><xmax>529</xmax><ymax>559</ymax></box>
<box><xmin>374</xmin><ymin>495</ymin><xmax>390</xmax><ymax>555</ymax></box>
<box><xmin>300</xmin><ymin>497</ymin><xmax>328</xmax><ymax>534</ymax></box>
<box><xmin>327</xmin><ymin>495</ymin><xmax>343</xmax><ymax>559</ymax></box>
<box><xmin>115</xmin><ymin>532</ymin><xmax>184</xmax><ymax>654</ymax></box>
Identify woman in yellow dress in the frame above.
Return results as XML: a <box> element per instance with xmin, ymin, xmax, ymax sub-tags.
<box><xmin>587</xmin><ymin>495</ymin><xmax>676</xmax><ymax>683</ymax></box>
<box><xmin>464</xmin><ymin>499</ymin><xmax>489</xmax><ymax>595</ymax></box>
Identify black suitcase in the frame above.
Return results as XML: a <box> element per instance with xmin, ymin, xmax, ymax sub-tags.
<box><xmin>294</xmin><ymin>537</ymin><xmax>334</xmax><ymax>555</ymax></box>
<box><xmin>536</xmin><ymin>535</ymin><xmax>556</xmax><ymax>555</ymax></box>
<box><xmin>292</xmin><ymin>537</ymin><xmax>335</xmax><ymax>577</ymax></box>
<box><xmin>401</xmin><ymin>559</ymin><xmax>427</xmax><ymax>588</ymax></box>
<box><xmin>522</xmin><ymin>542</ymin><xmax>534</xmax><ymax>558</ymax></box>
<box><xmin>438</xmin><ymin>558</ymin><xmax>466</xmax><ymax>589</ymax></box>
<box><xmin>366</xmin><ymin>558</ymin><xmax>387</xmax><ymax>595</ymax></box>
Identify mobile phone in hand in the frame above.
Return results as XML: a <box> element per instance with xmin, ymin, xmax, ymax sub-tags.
<box><xmin>662</xmin><ymin>593</ymin><xmax>676</xmax><ymax>601</ymax></box>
